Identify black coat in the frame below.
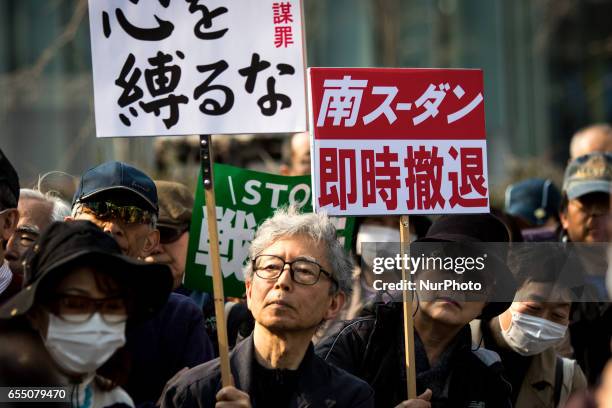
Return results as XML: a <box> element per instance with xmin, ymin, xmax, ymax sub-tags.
<box><xmin>161</xmin><ymin>333</ymin><xmax>374</xmax><ymax>408</ymax></box>
<box><xmin>316</xmin><ymin>302</ymin><xmax>512</xmax><ymax>408</ymax></box>
<box><xmin>125</xmin><ymin>293</ymin><xmax>214</xmax><ymax>407</ymax></box>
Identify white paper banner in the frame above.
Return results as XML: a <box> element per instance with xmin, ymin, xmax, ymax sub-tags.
<box><xmin>312</xmin><ymin>139</ymin><xmax>489</xmax><ymax>215</ymax></box>
<box><xmin>88</xmin><ymin>0</ymin><xmax>307</xmax><ymax>137</ymax></box>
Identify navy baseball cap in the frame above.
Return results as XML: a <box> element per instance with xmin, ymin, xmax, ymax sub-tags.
<box><xmin>73</xmin><ymin>161</ymin><xmax>158</xmax><ymax>214</ymax></box>
<box><xmin>505</xmin><ymin>178</ymin><xmax>561</xmax><ymax>226</ymax></box>
<box><xmin>562</xmin><ymin>152</ymin><xmax>612</xmax><ymax>200</ymax></box>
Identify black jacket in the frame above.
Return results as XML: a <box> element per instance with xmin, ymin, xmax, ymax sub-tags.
<box><xmin>161</xmin><ymin>334</ymin><xmax>374</xmax><ymax>408</ymax></box>
<box><xmin>125</xmin><ymin>293</ymin><xmax>214</xmax><ymax>407</ymax></box>
<box><xmin>316</xmin><ymin>302</ymin><xmax>512</xmax><ymax>408</ymax></box>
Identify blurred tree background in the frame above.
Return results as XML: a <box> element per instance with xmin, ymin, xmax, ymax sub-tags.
<box><xmin>1</xmin><ymin>0</ymin><xmax>611</xmax><ymax>204</ymax></box>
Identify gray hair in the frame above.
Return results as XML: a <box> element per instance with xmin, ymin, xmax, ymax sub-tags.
<box><xmin>244</xmin><ymin>206</ymin><xmax>353</xmax><ymax>296</ymax></box>
<box><xmin>20</xmin><ymin>188</ymin><xmax>70</xmax><ymax>223</ymax></box>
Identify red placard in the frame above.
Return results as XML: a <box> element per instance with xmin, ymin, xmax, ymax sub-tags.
<box><xmin>309</xmin><ymin>68</ymin><xmax>485</xmax><ymax>140</ymax></box>
<box><xmin>308</xmin><ymin>68</ymin><xmax>490</xmax><ymax>216</ymax></box>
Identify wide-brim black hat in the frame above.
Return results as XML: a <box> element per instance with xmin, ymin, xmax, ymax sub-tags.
<box><xmin>0</xmin><ymin>220</ymin><xmax>172</xmax><ymax>320</ymax></box>
<box><xmin>414</xmin><ymin>213</ymin><xmax>517</xmax><ymax>319</ymax></box>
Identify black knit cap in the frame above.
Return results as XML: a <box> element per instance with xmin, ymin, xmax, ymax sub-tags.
<box><xmin>0</xmin><ymin>220</ymin><xmax>172</xmax><ymax>320</ymax></box>
<box><xmin>0</xmin><ymin>148</ymin><xmax>19</xmax><ymax>209</ymax></box>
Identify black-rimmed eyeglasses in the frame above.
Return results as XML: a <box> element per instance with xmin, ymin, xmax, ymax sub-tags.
<box><xmin>252</xmin><ymin>255</ymin><xmax>338</xmax><ymax>288</ymax></box>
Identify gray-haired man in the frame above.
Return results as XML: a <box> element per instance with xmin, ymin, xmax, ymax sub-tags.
<box><xmin>5</xmin><ymin>189</ymin><xmax>70</xmax><ymax>280</ymax></box>
<box><xmin>163</xmin><ymin>206</ymin><xmax>374</xmax><ymax>408</ymax></box>
<box><xmin>0</xmin><ymin>149</ymin><xmax>20</xmax><ymax>303</ymax></box>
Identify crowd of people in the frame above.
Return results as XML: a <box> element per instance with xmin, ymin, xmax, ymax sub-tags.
<box><xmin>0</xmin><ymin>123</ymin><xmax>611</xmax><ymax>407</ymax></box>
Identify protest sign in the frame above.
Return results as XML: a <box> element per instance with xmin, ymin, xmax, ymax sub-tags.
<box><xmin>185</xmin><ymin>163</ymin><xmax>355</xmax><ymax>297</ymax></box>
<box><xmin>308</xmin><ymin>68</ymin><xmax>489</xmax><ymax>398</ymax></box>
<box><xmin>88</xmin><ymin>0</ymin><xmax>307</xmax><ymax>137</ymax></box>
<box><xmin>309</xmin><ymin>68</ymin><xmax>488</xmax><ymax>215</ymax></box>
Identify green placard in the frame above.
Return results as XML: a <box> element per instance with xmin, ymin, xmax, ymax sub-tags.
<box><xmin>185</xmin><ymin>163</ymin><xmax>355</xmax><ymax>297</ymax></box>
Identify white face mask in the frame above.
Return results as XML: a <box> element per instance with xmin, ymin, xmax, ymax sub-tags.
<box><xmin>356</xmin><ymin>225</ymin><xmax>404</xmax><ymax>255</ymax></box>
<box><xmin>357</xmin><ymin>225</ymin><xmax>403</xmax><ymax>272</ymax></box>
<box><xmin>44</xmin><ymin>313</ymin><xmax>126</xmax><ymax>376</ymax></box>
<box><xmin>501</xmin><ymin>311</ymin><xmax>567</xmax><ymax>356</ymax></box>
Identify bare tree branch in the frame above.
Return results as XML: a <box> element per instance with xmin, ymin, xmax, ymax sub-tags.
<box><xmin>0</xmin><ymin>0</ymin><xmax>88</xmax><ymax>108</ymax></box>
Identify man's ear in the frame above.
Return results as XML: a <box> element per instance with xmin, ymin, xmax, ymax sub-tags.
<box><xmin>1</xmin><ymin>208</ymin><xmax>19</xmax><ymax>241</ymax></box>
<box><xmin>245</xmin><ymin>278</ymin><xmax>253</xmax><ymax>310</ymax></box>
<box><xmin>141</xmin><ymin>228</ymin><xmax>160</xmax><ymax>257</ymax></box>
<box><xmin>560</xmin><ymin>209</ymin><xmax>569</xmax><ymax>231</ymax></box>
<box><xmin>323</xmin><ymin>291</ymin><xmax>346</xmax><ymax>321</ymax></box>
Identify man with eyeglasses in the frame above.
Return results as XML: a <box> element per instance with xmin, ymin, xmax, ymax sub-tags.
<box><xmin>69</xmin><ymin>161</ymin><xmax>213</xmax><ymax>407</ymax></box>
<box><xmin>558</xmin><ymin>152</ymin><xmax>612</xmax><ymax>386</ymax></box>
<box><xmin>4</xmin><ymin>189</ymin><xmax>70</xmax><ymax>285</ymax></box>
<box><xmin>560</xmin><ymin>152</ymin><xmax>612</xmax><ymax>244</ymax></box>
<box><xmin>162</xmin><ymin>206</ymin><xmax>374</xmax><ymax>408</ymax></box>
<box><xmin>0</xmin><ymin>220</ymin><xmax>173</xmax><ymax>406</ymax></box>
<box><xmin>0</xmin><ymin>149</ymin><xmax>20</xmax><ymax>303</ymax></box>
<box><xmin>69</xmin><ymin>162</ymin><xmax>161</xmax><ymax>260</ymax></box>
<box><xmin>146</xmin><ymin>180</ymin><xmax>194</xmax><ymax>291</ymax></box>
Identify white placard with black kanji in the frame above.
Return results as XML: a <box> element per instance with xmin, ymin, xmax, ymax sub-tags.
<box><xmin>88</xmin><ymin>0</ymin><xmax>306</xmax><ymax>137</ymax></box>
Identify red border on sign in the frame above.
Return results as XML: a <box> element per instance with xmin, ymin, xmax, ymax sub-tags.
<box><xmin>309</xmin><ymin>68</ymin><xmax>485</xmax><ymax>140</ymax></box>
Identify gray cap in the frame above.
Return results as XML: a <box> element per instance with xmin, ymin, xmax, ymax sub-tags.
<box><xmin>562</xmin><ymin>152</ymin><xmax>612</xmax><ymax>200</ymax></box>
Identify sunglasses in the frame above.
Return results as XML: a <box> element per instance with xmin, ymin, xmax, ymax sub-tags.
<box><xmin>47</xmin><ymin>294</ymin><xmax>129</xmax><ymax>324</ymax></box>
<box><xmin>158</xmin><ymin>225</ymin><xmax>189</xmax><ymax>244</ymax></box>
<box><xmin>82</xmin><ymin>201</ymin><xmax>154</xmax><ymax>225</ymax></box>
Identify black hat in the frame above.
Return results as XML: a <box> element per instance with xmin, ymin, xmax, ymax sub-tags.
<box><xmin>73</xmin><ymin>161</ymin><xmax>158</xmax><ymax>214</ymax></box>
<box><xmin>0</xmin><ymin>149</ymin><xmax>19</xmax><ymax>209</ymax></box>
<box><xmin>418</xmin><ymin>213</ymin><xmax>510</xmax><ymax>243</ymax></box>
<box><xmin>416</xmin><ymin>213</ymin><xmax>516</xmax><ymax>319</ymax></box>
<box><xmin>0</xmin><ymin>221</ymin><xmax>172</xmax><ymax>320</ymax></box>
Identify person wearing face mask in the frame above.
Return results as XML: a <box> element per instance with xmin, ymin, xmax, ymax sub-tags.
<box><xmin>556</xmin><ymin>153</ymin><xmax>612</xmax><ymax>385</ymax></box>
<box><xmin>0</xmin><ymin>220</ymin><xmax>173</xmax><ymax>408</ymax></box>
<box><xmin>470</xmin><ymin>246</ymin><xmax>587</xmax><ymax>407</ymax></box>
<box><xmin>348</xmin><ymin>215</ymin><xmax>431</xmax><ymax>320</ymax></box>
<box><xmin>318</xmin><ymin>214</ymin><xmax>516</xmax><ymax>408</ymax></box>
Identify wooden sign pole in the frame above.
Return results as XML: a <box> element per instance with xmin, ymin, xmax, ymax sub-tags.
<box><xmin>399</xmin><ymin>215</ymin><xmax>417</xmax><ymax>399</ymax></box>
<box><xmin>200</xmin><ymin>134</ymin><xmax>232</xmax><ymax>387</ymax></box>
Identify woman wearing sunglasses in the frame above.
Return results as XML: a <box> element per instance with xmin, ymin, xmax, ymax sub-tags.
<box><xmin>0</xmin><ymin>220</ymin><xmax>173</xmax><ymax>408</ymax></box>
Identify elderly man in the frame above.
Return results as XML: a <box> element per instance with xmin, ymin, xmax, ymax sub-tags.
<box><xmin>317</xmin><ymin>214</ymin><xmax>515</xmax><ymax>408</ymax></box>
<box><xmin>5</xmin><ymin>189</ymin><xmax>70</xmax><ymax>279</ymax></box>
<box><xmin>0</xmin><ymin>149</ymin><xmax>20</xmax><ymax>303</ymax></box>
<box><xmin>162</xmin><ymin>206</ymin><xmax>374</xmax><ymax>408</ymax></box>
<box><xmin>569</xmin><ymin>123</ymin><xmax>612</xmax><ymax>160</ymax></box>
<box><xmin>146</xmin><ymin>180</ymin><xmax>194</xmax><ymax>291</ymax></box>
<box><xmin>560</xmin><ymin>152</ymin><xmax>612</xmax><ymax>243</ymax></box>
<box><xmin>69</xmin><ymin>161</ymin><xmax>213</xmax><ymax>407</ymax></box>
<box><xmin>558</xmin><ymin>152</ymin><xmax>612</xmax><ymax>384</ymax></box>
<box><xmin>280</xmin><ymin>131</ymin><xmax>311</xmax><ymax>176</ymax></box>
